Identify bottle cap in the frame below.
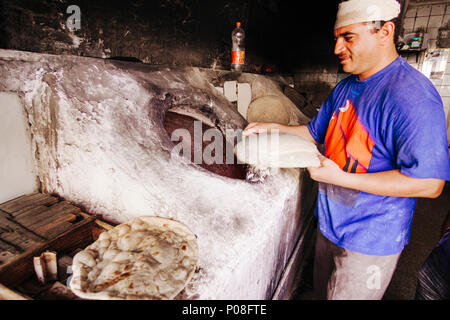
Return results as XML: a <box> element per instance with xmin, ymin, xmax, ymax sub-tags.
<box><xmin>236</xmin><ymin>22</ymin><xmax>241</xmax><ymax>27</ymax></box>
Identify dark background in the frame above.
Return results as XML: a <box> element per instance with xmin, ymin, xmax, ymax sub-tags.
<box><xmin>0</xmin><ymin>0</ymin><xmax>341</xmax><ymax>73</ymax></box>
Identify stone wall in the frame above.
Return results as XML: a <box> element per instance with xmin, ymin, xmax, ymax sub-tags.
<box><xmin>0</xmin><ymin>0</ymin><xmax>252</xmax><ymax>68</ymax></box>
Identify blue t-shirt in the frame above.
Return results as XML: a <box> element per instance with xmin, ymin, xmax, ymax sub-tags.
<box><xmin>307</xmin><ymin>56</ymin><xmax>450</xmax><ymax>256</ymax></box>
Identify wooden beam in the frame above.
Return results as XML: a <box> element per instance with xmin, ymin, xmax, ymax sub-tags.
<box><xmin>0</xmin><ymin>283</ymin><xmax>30</xmax><ymax>300</ymax></box>
<box><xmin>0</xmin><ymin>214</ymin><xmax>96</xmax><ymax>288</ymax></box>
<box><xmin>0</xmin><ymin>193</ymin><xmax>58</xmax><ymax>214</ymax></box>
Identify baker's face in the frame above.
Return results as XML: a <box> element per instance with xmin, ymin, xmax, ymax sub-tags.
<box><xmin>334</xmin><ymin>23</ymin><xmax>381</xmax><ymax>77</ymax></box>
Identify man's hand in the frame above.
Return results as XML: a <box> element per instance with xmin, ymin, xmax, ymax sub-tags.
<box><xmin>243</xmin><ymin>122</ymin><xmax>286</xmax><ymax>136</ymax></box>
<box><xmin>243</xmin><ymin>122</ymin><xmax>318</xmax><ymax>145</ymax></box>
<box><xmin>307</xmin><ymin>154</ymin><xmax>347</xmax><ymax>184</ymax></box>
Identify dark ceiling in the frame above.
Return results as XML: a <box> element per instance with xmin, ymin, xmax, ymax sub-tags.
<box><xmin>0</xmin><ymin>0</ymin><xmax>342</xmax><ymax>73</ymax></box>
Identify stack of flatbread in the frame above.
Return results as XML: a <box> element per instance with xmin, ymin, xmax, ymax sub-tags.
<box><xmin>235</xmin><ymin>133</ymin><xmax>320</xmax><ymax>169</ymax></box>
<box><xmin>69</xmin><ymin>216</ymin><xmax>198</xmax><ymax>300</ymax></box>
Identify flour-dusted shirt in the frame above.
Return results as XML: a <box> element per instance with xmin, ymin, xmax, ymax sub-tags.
<box><xmin>307</xmin><ymin>56</ymin><xmax>450</xmax><ymax>256</ymax></box>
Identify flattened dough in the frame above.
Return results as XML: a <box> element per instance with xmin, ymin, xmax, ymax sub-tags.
<box><xmin>246</xmin><ymin>95</ymin><xmax>291</xmax><ymax>125</ymax></box>
<box><xmin>235</xmin><ymin>133</ymin><xmax>320</xmax><ymax>168</ymax></box>
<box><xmin>69</xmin><ymin>216</ymin><xmax>198</xmax><ymax>300</ymax></box>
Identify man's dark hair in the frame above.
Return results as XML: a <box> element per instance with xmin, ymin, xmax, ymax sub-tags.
<box><xmin>366</xmin><ymin>18</ymin><xmax>402</xmax><ymax>45</ymax></box>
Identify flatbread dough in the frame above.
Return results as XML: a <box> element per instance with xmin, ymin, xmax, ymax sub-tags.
<box><xmin>69</xmin><ymin>216</ymin><xmax>198</xmax><ymax>300</ymax></box>
<box><xmin>235</xmin><ymin>133</ymin><xmax>320</xmax><ymax>168</ymax></box>
<box><xmin>246</xmin><ymin>95</ymin><xmax>291</xmax><ymax>125</ymax></box>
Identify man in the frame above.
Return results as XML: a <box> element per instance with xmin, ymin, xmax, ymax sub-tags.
<box><xmin>243</xmin><ymin>0</ymin><xmax>450</xmax><ymax>300</ymax></box>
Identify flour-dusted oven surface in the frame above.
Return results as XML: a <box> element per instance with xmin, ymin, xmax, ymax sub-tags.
<box><xmin>0</xmin><ymin>50</ymin><xmax>312</xmax><ymax>299</ymax></box>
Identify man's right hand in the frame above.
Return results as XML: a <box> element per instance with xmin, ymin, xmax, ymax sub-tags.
<box><xmin>242</xmin><ymin>122</ymin><xmax>286</xmax><ymax>136</ymax></box>
<box><xmin>242</xmin><ymin>122</ymin><xmax>318</xmax><ymax>146</ymax></box>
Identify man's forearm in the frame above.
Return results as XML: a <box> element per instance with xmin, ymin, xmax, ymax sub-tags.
<box><xmin>243</xmin><ymin>122</ymin><xmax>318</xmax><ymax>145</ymax></box>
<box><xmin>277</xmin><ymin>125</ymin><xmax>318</xmax><ymax>145</ymax></box>
<box><xmin>339</xmin><ymin>169</ymin><xmax>445</xmax><ymax>198</ymax></box>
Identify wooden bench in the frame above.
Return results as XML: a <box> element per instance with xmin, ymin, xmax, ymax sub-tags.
<box><xmin>0</xmin><ymin>193</ymin><xmax>114</xmax><ymax>299</ymax></box>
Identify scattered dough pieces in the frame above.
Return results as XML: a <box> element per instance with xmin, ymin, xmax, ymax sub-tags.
<box><xmin>235</xmin><ymin>133</ymin><xmax>320</xmax><ymax>169</ymax></box>
<box><xmin>69</xmin><ymin>216</ymin><xmax>198</xmax><ymax>300</ymax></box>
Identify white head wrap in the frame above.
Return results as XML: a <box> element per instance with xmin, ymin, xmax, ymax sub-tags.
<box><xmin>335</xmin><ymin>0</ymin><xmax>401</xmax><ymax>29</ymax></box>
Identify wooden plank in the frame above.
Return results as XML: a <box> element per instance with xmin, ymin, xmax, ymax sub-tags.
<box><xmin>12</xmin><ymin>205</ymin><xmax>60</xmax><ymax>225</ymax></box>
<box><xmin>94</xmin><ymin>218</ymin><xmax>115</xmax><ymax>231</ymax></box>
<box><xmin>13</xmin><ymin>202</ymin><xmax>72</xmax><ymax>226</ymax></box>
<box><xmin>0</xmin><ymin>207</ymin><xmax>75</xmax><ymax>268</ymax></box>
<box><xmin>13</xmin><ymin>276</ymin><xmax>53</xmax><ymax>296</ymax></box>
<box><xmin>0</xmin><ymin>193</ymin><xmax>41</xmax><ymax>211</ymax></box>
<box><xmin>0</xmin><ymin>209</ymin><xmax>115</xmax><ymax>299</ymax></box>
<box><xmin>0</xmin><ymin>214</ymin><xmax>96</xmax><ymax>288</ymax></box>
<box><xmin>0</xmin><ymin>211</ymin><xmax>47</xmax><ymax>242</ymax></box>
<box><xmin>91</xmin><ymin>224</ymin><xmax>109</xmax><ymax>241</ymax></box>
<box><xmin>15</xmin><ymin>201</ymin><xmax>80</xmax><ymax>230</ymax></box>
<box><xmin>0</xmin><ymin>283</ymin><xmax>30</xmax><ymax>300</ymax></box>
<box><xmin>48</xmin><ymin>215</ymin><xmax>96</xmax><ymax>253</ymax></box>
<box><xmin>0</xmin><ymin>250</ymin><xmax>16</xmax><ymax>265</ymax></box>
<box><xmin>0</xmin><ymin>193</ymin><xmax>59</xmax><ymax>214</ymax></box>
<box><xmin>0</xmin><ymin>237</ymin><xmax>22</xmax><ymax>269</ymax></box>
<box><xmin>0</xmin><ymin>200</ymin><xmax>81</xmax><ymax>263</ymax></box>
<box><xmin>39</xmin><ymin>221</ymin><xmax>77</xmax><ymax>240</ymax></box>
<box><xmin>0</xmin><ymin>193</ymin><xmax>112</xmax><ymax>297</ymax></box>
<box><xmin>0</xmin><ymin>233</ymin><xmax>40</xmax><ymax>266</ymax></box>
<box><xmin>0</xmin><ymin>233</ymin><xmax>40</xmax><ymax>252</ymax></box>
<box><xmin>36</xmin><ymin>281</ymin><xmax>80</xmax><ymax>300</ymax></box>
<box><xmin>30</xmin><ymin>211</ymin><xmax>78</xmax><ymax>236</ymax></box>
<box><xmin>0</xmin><ymin>238</ymin><xmax>21</xmax><ymax>254</ymax></box>
<box><xmin>0</xmin><ymin>209</ymin><xmax>48</xmax><ymax>255</ymax></box>
<box><xmin>11</xmin><ymin>205</ymin><xmax>50</xmax><ymax>219</ymax></box>
<box><xmin>79</xmin><ymin>212</ymin><xmax>115</xmax><ymax>240</ymax></box>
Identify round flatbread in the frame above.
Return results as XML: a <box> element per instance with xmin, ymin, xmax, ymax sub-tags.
<box><xmin>246</xmin><ymin>95</ymin><xmax>291</xmax><ymax>125</ymax></box>
<box><xmin>235</xmin><ymin>133</ymin><xmax>320</xmax><ymax>168</ymax></box>
<box><xmin>69</xmin><ymin>216</ymin><xmax>198</xmax><ymax>300</ymax></box>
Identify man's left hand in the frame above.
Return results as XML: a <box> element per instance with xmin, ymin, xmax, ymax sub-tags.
<box><xmin>307</xmin><ymin>154</ymin><xmax>347</xmax><ymax>185</ymax></box>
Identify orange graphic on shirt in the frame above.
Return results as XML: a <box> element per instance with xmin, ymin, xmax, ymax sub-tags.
<box><xmin>324</xmin><ymin>100</ymin><xmax>375</xmax><ymax>173</ymax></box>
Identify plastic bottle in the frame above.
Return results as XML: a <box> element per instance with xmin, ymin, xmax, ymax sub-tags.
<box><xmin>231</xmin><ymin>22</ymin><xmax>245</xmax><ymax>72</ymax></box>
